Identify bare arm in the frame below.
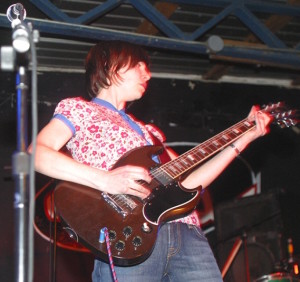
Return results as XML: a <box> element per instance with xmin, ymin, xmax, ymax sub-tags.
<box><xmin>28</xmin><ymin>118</ymin><xmax>151</xmax><ymax>198</ymax></box>
<box><xmin>167</xmin><ymin>106</ymin><xmax>272</xmax><ymax>189</ymax></box>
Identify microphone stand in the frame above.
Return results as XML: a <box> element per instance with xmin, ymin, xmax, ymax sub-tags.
<box><xmin>3</xmin><ymin>4</ymin><xmax>39</xmax><ymax>281</ymax></box>
<box><xmin>12</xmin><ymin>62</ymin><xmax>31</xmax><ymax>282</ymax></box>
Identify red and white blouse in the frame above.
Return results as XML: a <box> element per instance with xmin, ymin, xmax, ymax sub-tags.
<box><xmin>53</xmin><ymin>97</ymin><xmax>200</xmax><ymax>226</ymax></box>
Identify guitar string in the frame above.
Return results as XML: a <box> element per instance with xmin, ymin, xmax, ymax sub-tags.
<box><xmin>149</xmin><ymin>117</ymin><xmax>254</xmax><ymax>181</ymax></box>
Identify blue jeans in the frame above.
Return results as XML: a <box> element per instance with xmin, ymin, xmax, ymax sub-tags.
<box><xmin>92</xmin><ymin>222</ymin><xmax>223</xmax><ymax>282</ymax></box>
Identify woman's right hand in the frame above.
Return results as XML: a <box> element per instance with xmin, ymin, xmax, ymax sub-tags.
<box><xmin>96</xmin><ymin>165</ymin><xmax>152</xmax><ymax>199</ymax></box>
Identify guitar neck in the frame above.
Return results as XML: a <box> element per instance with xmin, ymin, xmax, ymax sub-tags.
<box><xmin>160</xmin><ymin>117</ymin><xmax>256</xmax><ymax>179</ymax></box>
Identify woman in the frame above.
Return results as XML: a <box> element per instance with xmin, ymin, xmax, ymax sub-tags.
<box><xmin>30</xmin><ymin>40</ymin><xmax>272</xmax><ymax>281</ymax></box>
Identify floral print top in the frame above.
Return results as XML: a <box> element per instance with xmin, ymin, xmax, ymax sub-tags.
<box><xmin>53</xmin><ymin>97</ymin><xmax>200</xmax><ymax>226</ymax></box>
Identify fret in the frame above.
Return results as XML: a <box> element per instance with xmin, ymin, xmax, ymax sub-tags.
<box><xmin>227</xmin><ymin>130</ymin><xmax>239</xmax><ymax>139</ymax></box>
<box><xmin>191</xmin><ymin>151</ymin><xmax>205</xmax><ymax>162</ymax></box>
<box><xmin>163</xmin><ymin>161</ymin><xmax>184</xmax><ymax>177</ymax></box>
<box><xmin>212</xmin><ymin>140</ymin><xmax>222</xmax><ymax>148</ymax></box>
<box><xmin>216</xmin><ymin>138</ymin><xmax>227</xmax><ymax>146</ymax></box>
<box><xmin>171</xmin><ymin>162</ymin><xmax>185</xmax><ymax>173</ymax></box>
<box><xmin>212</xmin><ymin>140</ymin><xmax>219</xmax><ymax>147</ymax></box>
<box><xmin>175</xmin><ymin>160</ymin><xmax>189</xmax><ymax>171</ymax></box>
<box><xmin>232</xmin><ymin>128</ymin><xmax>241</xmax><ymax>135</ymax></box>
<box><xmin>243</xmin><ymin>120</ymin><xmax>252</xmax><ymax>127</ymax></box>
<box><xmin>173</xmin><ymin>152</ymin><xmax>202</xmax><ymax>176</ymax></box>
<box><xmin>203</xmin><ymin>145</ymin><xmax>214</xmax><ymax>154</ymax></box>
<box><xmin>177</xmin><ymin>151</ymin><xmax>203</xmax><ymax>169</ymax></box>
<box><xmin>167</xmin><ymin>166</ymin><xmax>178</xmax><ymax>175</ymax></box>
<box><xmin>222</xmin><ymin>134</ymin><xmax>230</xmax><ymax>141</ymax></box>
<box><xmin>239</xmin><ymin>123</ymin><xmax>249</xmax><ymax>130</ymax></box>
<box><xmin>185</xmin><ymin>153</ymin><xmax>197</xmax><ymax>164</ymax></box>
<box><xmin>181</xmin><ymin>156</ymin><xmax>194</xmax><ymax>166</ymax></box>
<box><xmin>163</xmin><ymin>166</ymin><xmax>176</xmax><ymax>177</ymax></box>
<box><xmin>198</xmin><ymin>148</ymin><xmax>208</xmax><ymax>156</ymax></box>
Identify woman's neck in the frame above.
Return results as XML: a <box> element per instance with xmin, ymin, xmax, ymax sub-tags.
<box><xmin>96</xmin><ymin>88</ymin><xmax>126</xmax><ymax>110</ymax></box>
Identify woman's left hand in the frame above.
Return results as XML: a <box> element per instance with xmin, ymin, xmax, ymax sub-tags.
<box><xmin>246</xmin><ymin>105</ymin><xmax>273</xmax><ymax>142</ymax></box>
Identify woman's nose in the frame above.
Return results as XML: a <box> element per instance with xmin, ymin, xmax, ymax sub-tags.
<box><xmin>142</xmin><ymin>66</ymin><xmax>151</xmax><ymax>81</ymax></box>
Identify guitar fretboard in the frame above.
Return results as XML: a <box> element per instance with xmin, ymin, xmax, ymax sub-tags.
<box><xmin>158</xmin><ymin>118</ymin><xmax>256</xmax><ymax>180</ymax></box>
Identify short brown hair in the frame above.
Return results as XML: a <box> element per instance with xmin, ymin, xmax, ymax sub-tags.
<box><xmin>85</xmin><ymin>40</ymin><xmax>149</xmax><ymax>98</ymax></box>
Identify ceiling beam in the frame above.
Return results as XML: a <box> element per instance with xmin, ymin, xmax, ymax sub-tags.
<box><xmin>203</xmin><ymin>0</ymin><xmax>300</xmax><ymax>83</ymax></box>
<box><xmin>1</xmin><ymin>13</ymin><xmax>299</xmax><ymax>71</ymax></box>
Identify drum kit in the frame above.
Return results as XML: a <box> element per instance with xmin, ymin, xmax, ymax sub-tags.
<box><xmin>254</xmin><ymin>238</ymin><xmax>300</xmax><ymax>281</ymax></box>
<box><xmin>220</xmin><ymin>235</ymin><xmax>300</xmax><ymax>282</ymax></box>
<box><xmin>222</xmin><ymin>236</ymin><xmax>300</xmax><ymax>282</ymax></box>
<box><xmin>218</xmin><ymin>229</ymin><xmax>300</xmax><ymax>282</ymax></box>
<box><xmin>254</xmin><ymin>272</ymin><xmax>299</xmax><ymax>282</ymax></box>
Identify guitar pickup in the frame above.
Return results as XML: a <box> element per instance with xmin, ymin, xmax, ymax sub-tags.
<box><xmin>102</xmin><ymin>192</ymin><xmax>137</xmax><ymax>218</ymax></box>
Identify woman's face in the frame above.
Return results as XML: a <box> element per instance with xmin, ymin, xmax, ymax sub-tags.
<box><xmin>116</xmin><ymin>61</ymin><xmax>151</xmax><ymax>101</ymax></box>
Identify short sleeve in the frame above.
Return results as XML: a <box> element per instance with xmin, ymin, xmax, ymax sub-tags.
<box><xmin>53</xmin><ymin>97</ymin><xmax>87</xmax><ymax>135</ymax></box>
<box><xmin>145</xmin><ymin>124</ymin><xmax>166</xmax><ymax>143</ymax></box>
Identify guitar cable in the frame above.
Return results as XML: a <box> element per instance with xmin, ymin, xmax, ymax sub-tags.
<box><xmin>100</xmin><ymin>227</ymin><xmax>118</xmax><ymax>282</ymax></box>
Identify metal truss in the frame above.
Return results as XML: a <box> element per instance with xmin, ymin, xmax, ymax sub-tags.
<box><xmin>0</xmin><ymin>0</ymin><xmax>299</xmax><ymax>70</ymax></box>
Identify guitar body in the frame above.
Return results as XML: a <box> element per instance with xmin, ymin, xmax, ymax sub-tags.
<box><xmin>54</xmin><ymin>145</ymin><xmax>201</xmax><ymax>266</ymax></box>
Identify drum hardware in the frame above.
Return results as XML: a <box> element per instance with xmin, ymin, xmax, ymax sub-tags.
<box><xmin>254</xmin><ymin>272</ymin><xmax>300</xmax><ymax>282</ymax></box>
<box><xmin>215</xmin><ymin>192</ymin><xmax>287</xmax><ymax>282</ymax></box>
<box><xmin>253</xmin><ymin>237</ymin><xmax>300</xmax><ymax>282</ymax></box>
<box><xmin>221</xmin><ymin>231</ymin><xmax>251</xmax><ymax>282</ymax></box>
<box><xmin>285</xmin><ymin>238</ymin><xmax>300</xmax><ymax>278</ymax></box>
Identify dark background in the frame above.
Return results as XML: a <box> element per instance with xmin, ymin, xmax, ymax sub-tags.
<box><xmin>0</xmin><ymin>0</ymin><xmax>300</xmax><ymax>281</ymax></box>
<box><xmin>0</xmin><ymin>70</ymin><xmax>299</xmax><ymax>281</ymax></box>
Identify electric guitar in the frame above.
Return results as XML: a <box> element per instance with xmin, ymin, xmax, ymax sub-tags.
<box><xmin>54</xmin><ymin>102</ymin><xmax>298</xmax><ymax>266</ymax></box>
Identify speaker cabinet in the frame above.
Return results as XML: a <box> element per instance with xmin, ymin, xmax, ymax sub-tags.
<box><xmin>214</xmin><ymin>192</ymin><xmax>286</xmax><ymax>282</ymax></box>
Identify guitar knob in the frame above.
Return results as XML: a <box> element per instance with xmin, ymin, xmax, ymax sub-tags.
<box><xmin>115</xmin><ymin>240</ymin><xmax>125</xmax><ymax>251</ymax></box>
<box><xmin>132</xmin><ymin>236</ymin><xmax>142</xmax><ymax>247</ymax></box>
<box><xmin>123</xmin><ymin>226</ymin><xmax>132</xmax><ymax>238</ymax></box>
<box><xmin>141</xmin><ymin>222</ymin><xmax>152</xmax><ymax>233</ymax></box>
<box><xmin>108</xmin><ymin>230</ymin><xmax>117</xmax><ymax>241</ymax></box>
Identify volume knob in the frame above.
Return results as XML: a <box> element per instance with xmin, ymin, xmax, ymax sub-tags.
<box><xmin>132</xmin><ymin>236</ymin><xmax>142</xmax><ymax>247</ymax></box>
<box><xmin>115</xmin><ymin>240</ymin><xmax>125</xmax><ymax>251</ymax></box>
<box><xmin>123</xmin><ymin>226</ymin><xmax>132</xmax><ymax>238</ymax></box>
<box><xmin>108</xmin><ymin>230</ymin><xmax>117</xmax><ymax>241</ymax></box>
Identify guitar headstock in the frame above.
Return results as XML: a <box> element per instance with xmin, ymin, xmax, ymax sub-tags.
<box><xmin>262</xmin><ymin>102</ymin><xmax>299</xmax><ymax>129</ymax></box>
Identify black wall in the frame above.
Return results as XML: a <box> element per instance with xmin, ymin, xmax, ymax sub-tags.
<box><xmin>0</xmin><ymin>71</ymin><xmax>299</xmax><ymax>281</ymax></box>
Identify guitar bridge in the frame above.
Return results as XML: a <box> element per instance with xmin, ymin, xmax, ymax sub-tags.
<box><xmin>102</xmin><ymin>193</ymin><xmax>137</xmax><ymax>218</ymax></box>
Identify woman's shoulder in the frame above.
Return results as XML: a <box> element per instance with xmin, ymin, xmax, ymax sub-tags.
<box><xmin>56</xmin><ymin>97</ymin><xmax>101</xmax><ymax>112</ymax></box>
<box><xmin>57</xmin><ymin>96</ymin><xmax>88</xmax><ymax>106</ymax></box>
<box><xmin>54</xmin><ymin>97</ymin><xmax>94</xmax><ymax>118</ymax></box>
